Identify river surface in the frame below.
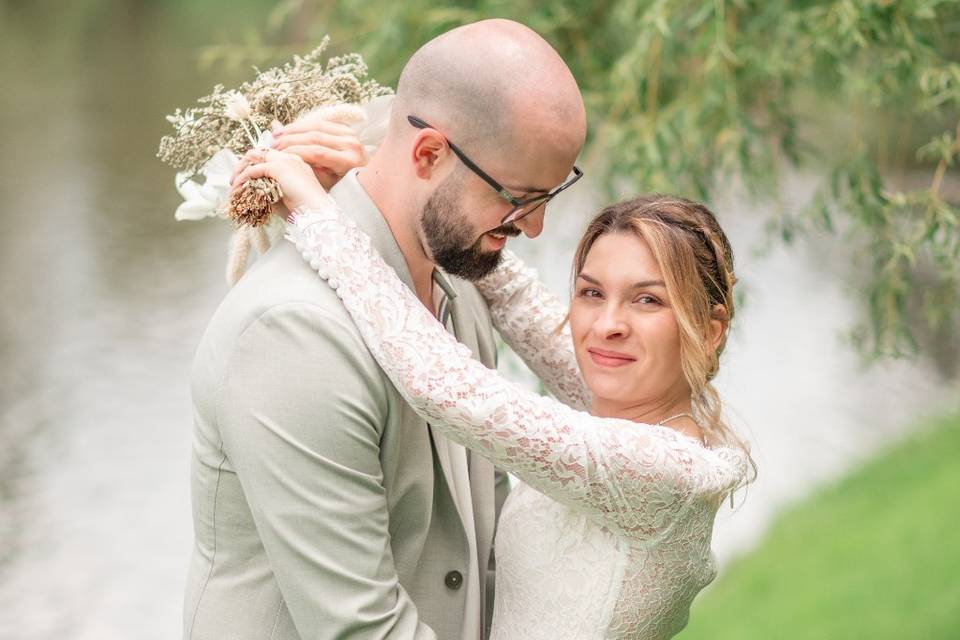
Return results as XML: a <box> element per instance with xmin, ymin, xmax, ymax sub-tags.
<box><xmin>1</xmin><ymin>6</ymin><xmax>956</xmax><ymax>639</ymax></box>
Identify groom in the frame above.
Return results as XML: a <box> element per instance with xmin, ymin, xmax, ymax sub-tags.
<box><xmin>184</xmin><ymin>19</ymin><xmax>585</xmax><ymax>640</ymax></box>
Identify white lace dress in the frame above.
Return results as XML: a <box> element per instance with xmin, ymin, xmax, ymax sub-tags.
<box><xmin>285</xmin><ymin>201</ymin><xmax>749</xmax><ymax>640</ymax></box>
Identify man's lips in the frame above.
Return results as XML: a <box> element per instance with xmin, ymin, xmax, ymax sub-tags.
<box><xmin>481</xmin><ymin>224</ymin><xmax>520</xmax><ymax>251</ymax></box>
<box><xmin>587</xmin><ymin>347</ymin><xmax>637</xmax><ymax>368</ymax></box>
<box><xmin>485</xmin><ymin>231</ymin><xmax>507</xmax><ymax>250</ymax></box>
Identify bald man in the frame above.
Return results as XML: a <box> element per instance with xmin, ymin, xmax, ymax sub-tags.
<box><xmin>184</xmin><ymin>19</ymin><xmax>586</xmax><ymax>640</ymax></box>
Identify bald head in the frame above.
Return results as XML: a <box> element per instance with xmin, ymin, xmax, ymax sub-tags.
<box><xmin>389</xmin><ymin>19</ymin><xmax>585</xmax><ymax>163</ymax></box>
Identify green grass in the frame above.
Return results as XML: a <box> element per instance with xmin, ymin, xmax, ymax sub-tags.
<box><xmin>679</xmin><ymin>411</ymin><xmax>960</xmax><ymax>640</ymax></box>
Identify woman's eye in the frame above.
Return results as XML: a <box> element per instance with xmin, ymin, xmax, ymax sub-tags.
<box><xmin>634</xmin><ymin>295</ymin><xmax>661</xmax><ymax>305</ymax></box>
<box><xmin>578</xmin><ymin>287</ymin><xmax>602</xmax><ymax>299</ymax></box>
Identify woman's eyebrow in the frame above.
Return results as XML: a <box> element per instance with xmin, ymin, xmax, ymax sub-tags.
<box><xmin>630</xmin><ymin>279</ymin><xmax>666</xmax><ymax>289</ymax></box>
<box><xmin>577</xmin><ymin>273</ymin><xmax>665</xmax><ymax>288</ymax></box>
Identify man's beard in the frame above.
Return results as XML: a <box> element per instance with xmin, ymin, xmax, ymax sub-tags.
<box><xmin>420</xmin><ymin>175</ymin><xmax>520</xmax><ymax>281</ymax></box>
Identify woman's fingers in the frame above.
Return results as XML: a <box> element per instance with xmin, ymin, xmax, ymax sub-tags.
<box><xmin>276</xmin><ymin>117</ymin><xmax>355</xmax><ymax>138</ymax></box>
<box><xmin>230</xmin><ymin>158</ymin><xmax>274</xmax><ymax>188</ymax></box>
<box><xmin>231</xmin><ymin>148</ymin><xmax>289</xmax><ymax>186</ymax></box>
<box><xmin>229</xmin><ymin>149</ymin><xmax>329</xmax><ymax>213</ymax></box>
<box><xmin>229</xmin><ymin>116</ymin><xmax>365</xmax><ymax>192</ymax></box>
<box><xmin>280</xmin><ymin>144</ymin><xmax>366</xmax><ymax>178</ymax></box>
<box><xmin>272</xmin><ymin>130</ymin><xmax>352</xmax><ymax>152</ymax></box>
<box><xmin>230</xmin><ymin>147</ymin><xmax>269</xmax><ymax>183</ymax></box>
<box><xmin>270</xmin><ymin>123</ymin><xmax>367</xmax><ymax>189</ymax></box>
<box><xmin>272</xmin><ymin>130</ymin><xmax>366</xmax><ymax>168</ymax></box>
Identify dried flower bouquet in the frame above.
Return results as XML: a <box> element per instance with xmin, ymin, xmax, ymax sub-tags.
<box><xmin>158</xmin><ymin>36</ymin><xmax>391</xmax><ymax>228</ymax></box>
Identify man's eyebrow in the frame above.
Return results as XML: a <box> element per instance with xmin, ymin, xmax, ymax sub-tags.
<box><xmin>503</xmin><ymin>183</ymin><xmax>550</xmax><ymax>196</ymax></box>
<box><xmin>576</xmin><ymin>273</ymin><xmax>666</xmax><ymax>288</ymax></box>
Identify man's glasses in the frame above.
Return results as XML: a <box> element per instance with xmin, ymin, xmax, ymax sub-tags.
<box><xmin>408</xmin><ymin>115</ymin><xmax>583</xmax><ymax>225</ymax></box>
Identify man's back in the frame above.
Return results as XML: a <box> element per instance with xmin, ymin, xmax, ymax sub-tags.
<box><xmin>184</xmin><ymin>174</ymin><xmax>502</xmax><ymax>639</ymax></box>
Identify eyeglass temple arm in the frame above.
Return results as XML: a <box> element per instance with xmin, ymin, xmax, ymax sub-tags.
<box><xmin>407</xmin><ymin>115</ymin><xmax>517</xmax><ymax>204</ymax></box>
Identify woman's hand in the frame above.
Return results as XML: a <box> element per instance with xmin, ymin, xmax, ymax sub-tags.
<box><xmin>230</xmin><ymin>148</ymin><xmax>332</xmax><ymax>214</ymax></box>
<box><xmin>229</xmin><ymin>118</ymin><xmax>368</xmax><ymax>191</ymax></box>
<box><xmin>270</xmin><ymin>117</ymin><xmax>368</xmax><ymax>189</ymax></box>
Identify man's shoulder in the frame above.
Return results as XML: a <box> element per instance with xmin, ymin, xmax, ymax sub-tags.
<box><xmin>191</xmin><ymin>239</ymin><xmax>386</xmax><ymax>419</ymax></box>
<box><xmin>198</xmin><ymin>240</ymin><xmax>361</xmax><ymax>358</ymax></box>
<box><xmin>223</xmin><ymin>240</ymin><xmax>351</xmax><ymax>324</ymax></box>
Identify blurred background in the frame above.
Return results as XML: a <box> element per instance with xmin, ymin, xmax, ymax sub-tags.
<box><xmin>1</xmin><ymin>1</ymin><xmax>958</xmax><ymax>638</ymax></box>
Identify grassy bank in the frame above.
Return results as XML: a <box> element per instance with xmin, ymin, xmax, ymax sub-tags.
<box><xmin>679</xmin><ymin>410</ymin><xmax>960</xmax><ymax>639</ymax></box>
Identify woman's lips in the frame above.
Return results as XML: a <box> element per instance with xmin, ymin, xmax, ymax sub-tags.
<box><xmin>587</xmin><ymin>347</ymin><xmax>637</xmax><ymax>368</ymax></box>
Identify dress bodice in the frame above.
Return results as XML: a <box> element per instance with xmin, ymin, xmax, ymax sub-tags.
<box><xmin>493</xmin><ymin>481</ymin><xmax>720</xmax><ymax>639</ymax></box>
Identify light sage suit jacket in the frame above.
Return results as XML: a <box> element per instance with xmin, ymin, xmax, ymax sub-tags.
<box><xmin>184</xmin><ymin>170</ymin><xmax>508</xmax><ymax>640</ymax></box>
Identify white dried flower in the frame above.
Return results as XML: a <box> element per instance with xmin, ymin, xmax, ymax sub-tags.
<box><xmin>224</xmin><ymin>92</ymin><xmax>252</xmax><ymax>121</ymax></box>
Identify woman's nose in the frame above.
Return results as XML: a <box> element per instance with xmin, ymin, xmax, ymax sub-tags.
<box><xmin>594</xmin><ymin>304</ymin><xmax>629</xmax><ymax>339</ymax></box>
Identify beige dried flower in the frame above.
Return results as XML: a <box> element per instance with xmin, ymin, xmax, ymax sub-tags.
<box><xmin>224</xmin><ymin>91</ymin><xmax>253</xmax><ymax>122</ymax></box>
<box><xmin>229</xmin><ymin>178</ymin><xmax>283</xmax><ymax>228</ymax></box>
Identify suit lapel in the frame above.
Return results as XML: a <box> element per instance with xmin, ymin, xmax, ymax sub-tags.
<box><xmin>442</xmin><ymin>284</ymin><xmax>497</xmax><ymax>625</ymax></box>
<box><xmin>432</xmin><ymin>281</ymin><xmax>477</xmax><ymax>536</ymax></box>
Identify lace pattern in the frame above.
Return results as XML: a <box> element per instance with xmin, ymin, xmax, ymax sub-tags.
<box><xmin>286</xmin><ymin>204</ymin><xmax>746</xmax><ymax>538</ymax></box>
<box><xmin>285</xmin><ymin>201</ymin><xmax>748</xmax><ymax>638</ymax></box>
<box><xmin>474</xmin><ymin>251</ymin><xmax>592</xmax><ymax>411</ymax></box>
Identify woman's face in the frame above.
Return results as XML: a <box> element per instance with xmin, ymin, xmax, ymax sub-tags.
<box><xmin>569</xmin><ymin>231</ymin><xmax>689</xmax><ymax>412</ymax></box>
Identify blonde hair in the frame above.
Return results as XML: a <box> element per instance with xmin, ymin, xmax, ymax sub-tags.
<box><xmin>572</xmin><ymin>195</ymin><xmax>755</xmax><ymax>478</ymax></box>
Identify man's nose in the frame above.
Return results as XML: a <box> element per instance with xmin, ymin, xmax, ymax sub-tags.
<box><xmin>514</xmin><ymin>207</ymin><xmax>545</xmax><ymax>239</ymax></box>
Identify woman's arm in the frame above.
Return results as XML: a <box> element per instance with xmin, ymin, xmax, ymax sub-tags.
<box><xmin>286</xmin><ymin>201</ymin><xmax>748</xmax><ymax>539</ymax></box>
<box><xmin>475</xmin><ymin>252</ymin><xmax>591</xmax><ymax>411</ymax></box>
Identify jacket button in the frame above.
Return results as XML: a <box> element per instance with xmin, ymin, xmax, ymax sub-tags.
<box><xmin>444</xmin><ymin>570</ymin><xmax>463</xmax><ymax>590</ymax></box>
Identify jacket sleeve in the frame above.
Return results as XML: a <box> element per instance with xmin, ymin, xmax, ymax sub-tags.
<box><xmin>217</xmin><ymin>301</ymin><xmax>437</xmax><ymax>639</ymax></box>
<box><xmin>287</xmin><ymin>203</ymin><xmax>748</xmax><ymax>540</ymax></box>
<box><xmin>475</xmin><ymin>250</ymin><xmax>591</xmax><ymax>411</ymax></box>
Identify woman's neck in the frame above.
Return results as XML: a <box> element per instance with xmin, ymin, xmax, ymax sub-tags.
<box><xmin>592</xmin><ymin>392</ymin><xmax>707</xmax><ymax>444</ymax></box>
<box><xmin>591</xmin><ymin>394</ymin><xmax>692</xmax><ymax>426</ymax></box>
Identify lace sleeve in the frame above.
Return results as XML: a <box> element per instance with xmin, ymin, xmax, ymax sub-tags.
<box><xmin>475</xmin><ymin>251</ymin><xmax>591</xmax><ymax>411</ymax></box>
<box><xmin>286</xmin><ymin>202</ymin><xmax>747</xmax><ymax>539</ymax></box>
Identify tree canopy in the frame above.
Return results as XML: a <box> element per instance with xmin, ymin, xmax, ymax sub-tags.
<box><xmin>204</xmin><ymin>0</ymin><xmax>960</xmax><ymax>362</ymax></box>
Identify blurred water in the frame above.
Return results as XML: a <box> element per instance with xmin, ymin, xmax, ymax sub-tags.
<box><xmin>0</xmin><ymin>6</ymin><xmax>957</xmax><ymax>640</ymax></box>
<box><xmin>0</xmin><ymin>8</ymin><xmax>237</xmax><ymax>638</ymax></box>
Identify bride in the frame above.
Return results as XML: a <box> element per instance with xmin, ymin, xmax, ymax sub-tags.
<box><xmin>231</xmin><ymin>147</ymin><xmax>754</xmax><ymax>639</ymax></box>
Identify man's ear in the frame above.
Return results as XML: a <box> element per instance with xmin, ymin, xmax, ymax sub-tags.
<box><xmin>411</xmin><ymin>130</ymin><xmax>449</xmax><ymax>180</ymax></box>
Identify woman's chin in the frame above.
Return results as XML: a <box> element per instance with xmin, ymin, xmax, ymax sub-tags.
<box><xmin>584</xmin><ymin>380</ymin><xmax>633</xmax><ymax>409</ymax></box>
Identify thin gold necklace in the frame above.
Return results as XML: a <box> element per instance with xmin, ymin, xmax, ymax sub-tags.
<box><xmin>656</xmin><ymin>412</ymin><xmax>695</xmax><ymax>426</ymax></box>
<box><xmin>657</xmin><ymin>412</ymin><xmax>707</xmax><ymax>446</ymax></box>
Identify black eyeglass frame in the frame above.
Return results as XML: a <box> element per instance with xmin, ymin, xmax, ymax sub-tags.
<box><xmin>407</xmin><ymin>115</ymin><xmax>583</xmax><ymax>224</ymax></box>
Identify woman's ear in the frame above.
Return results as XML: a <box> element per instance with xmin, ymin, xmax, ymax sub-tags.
<box><xmin>708</xmin><ymin>304</ymin><xmax>728</xmax><ymax>352</ymax></box>
<box><xmin>410</xmin><ymin>129</ymin><xmax>449</xmax><ymax>180</ymax></box>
